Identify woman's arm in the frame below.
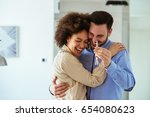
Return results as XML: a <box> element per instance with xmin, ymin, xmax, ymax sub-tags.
<box><xmin>61</xmin><ymin>53</ymin><xmax>106</xmax><ymax>87</ymax></box>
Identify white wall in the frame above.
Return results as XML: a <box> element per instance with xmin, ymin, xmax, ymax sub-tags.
<box><xmin>129</xmin><ymin>0</ymin><xmax>150</xmax><ymax>99</ymax></box>
<box><xmin>0</xmin><ymin>0</ymin><xmax>54</xmax><ymax>99</ymax></box>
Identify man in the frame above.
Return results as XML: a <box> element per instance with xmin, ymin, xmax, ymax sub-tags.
<box><xmin>50</xmin><ymin>11</ymin><xmax>135</xmax><ymax>100</ymax></box>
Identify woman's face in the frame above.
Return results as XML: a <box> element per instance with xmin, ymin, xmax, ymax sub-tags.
<box><xmin>67</xmin><ymin>30</ymin><xmax>88</xmax><ymax>57</ymax></box>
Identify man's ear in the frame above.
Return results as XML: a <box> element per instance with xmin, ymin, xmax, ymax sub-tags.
<box><xmin>108</xmin><ymin>28</ymin><xmax>112</xmax><ymax>37</ymax></box>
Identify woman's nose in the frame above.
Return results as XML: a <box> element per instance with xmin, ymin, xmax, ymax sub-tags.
<box><xmin>80</xmin><ymin>42</ymin><xmax>85</xmax><ymax>49</ymax></box>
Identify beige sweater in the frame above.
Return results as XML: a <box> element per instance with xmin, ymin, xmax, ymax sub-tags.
<box><xmin>51</xmin><ymin>45</ymin><xmax>106</xmax><ymax>100</ymax></box>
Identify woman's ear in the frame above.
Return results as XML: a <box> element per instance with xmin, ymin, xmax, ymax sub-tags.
<box><xmin>67</xmin><ymin>36</ymin><xmax>71</xmax><ymax>43</ymax></box>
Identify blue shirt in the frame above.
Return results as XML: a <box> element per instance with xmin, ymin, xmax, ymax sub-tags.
<box><xmin>79</xmin><ymin>40</ymin><xmax>135</xmax><ymax>100</ymax></box>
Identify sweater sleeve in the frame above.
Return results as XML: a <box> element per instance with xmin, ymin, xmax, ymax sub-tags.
<box><xmin>61</xmin><ymin>53</ymin><xmax>106</xmax><ymax>87</ymax></box>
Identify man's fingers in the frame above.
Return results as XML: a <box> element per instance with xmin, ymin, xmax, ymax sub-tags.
<box><xmin>56</xmin><ymin>93</ymin><xmax>66</xmax><ymax>98</ymax></box>
<box><xmin>54</xmin><ymin>83</ymin><xmax>69</xmax><ymax>96</ymax></box>
<box><xmin>55</xmin><ymin>87</ymin><xmax>68</xmax><ymax>96</ymax></box>
<box><xmin>55</xmin><ymin>83</ymin><xmax>69</xmax><ymax>91</ymax></box>
<box><xmin>55</xmin><ymin>84</ymin><xmax>69</xmax><ymax>93</ymax></box>
<box><xmin>53</xmin><ymin>76</ymin><xmax>58</xmax><ymax>85</ymax></box>
<box><xmin>54</xmin><ymin>84</ymin><xmax>69</xmax><ymax>97</ymax></box>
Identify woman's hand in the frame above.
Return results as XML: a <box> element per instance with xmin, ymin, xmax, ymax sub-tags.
<box><xmin>108</xmin><ymin>42</ymin><xmax>125</xmax><ymax>58</ymax></box>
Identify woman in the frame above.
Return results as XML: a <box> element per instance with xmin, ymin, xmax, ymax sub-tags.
<box><xmin>51</xmin><ymin>12</ymin><xmax>106</xmax><ymax>100</ymax></box>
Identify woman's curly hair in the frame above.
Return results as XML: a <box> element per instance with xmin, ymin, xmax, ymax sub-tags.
<box><xmin>55</xmin><ymin>12</ymin><xmax>90</xmax><ymax>48</ymax></box>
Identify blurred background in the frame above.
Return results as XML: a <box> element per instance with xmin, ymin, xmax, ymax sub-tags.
<box><xmin>0</xmin><ymin>0</ymin><xmax>149</xmax><ymax>100</ymax></box>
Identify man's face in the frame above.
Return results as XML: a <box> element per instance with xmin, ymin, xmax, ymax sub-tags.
<box><xmin>89</xmin><ymin>22</ymin><xmax>112</xmax><ymax>47</ymax></box>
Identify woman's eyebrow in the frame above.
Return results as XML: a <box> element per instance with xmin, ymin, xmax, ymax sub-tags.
<box><xmin>76</xmin><ymin>37</ymin><xmax>82</xmax><ymax>40</ymax></box>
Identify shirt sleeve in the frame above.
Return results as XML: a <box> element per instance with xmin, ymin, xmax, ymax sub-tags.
<box><xmin>107</xmin><ymin>50</ymin><xmax>135</xmax><ymax>91</ymax></box>
<box><xmin>61</xmin><ymin>53</ymin><xmax>106</xmax><ymax>87</ymax></box>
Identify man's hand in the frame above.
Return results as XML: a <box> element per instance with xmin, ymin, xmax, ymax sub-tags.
<box><xmin>108</xmin><ymin>42</ymin><xmax>125</xmax><ymax>57</ymax></box>
<box><xmin>53</xmin><ymin>77</ymin><xmax>69</xmax><ymax>98</ymax></box>
<box><xmin>94</xmin><ymin>47</ymin><xmax>111</xmax><ymax>68</ymax></box>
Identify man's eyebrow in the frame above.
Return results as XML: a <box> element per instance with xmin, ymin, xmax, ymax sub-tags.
<box><xmin>97</xmin><ymin>34</ymin><xmax>104</xmax><ymax>36</ymax></box>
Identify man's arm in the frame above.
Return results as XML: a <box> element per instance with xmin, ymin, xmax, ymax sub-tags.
<box><xmin>49</xmin><ymin>77</ymin><xmax>69</xmax><ymax>98</ymax></box>
<box><xmin>94</xmin><ymin>42</ymin><xmax>135</xmax><ymax>91</ymax></box>
<box><xmin>107</xmin><ymin>49</ymin><xmax>135</xmax><ymax>91</ymax></box>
